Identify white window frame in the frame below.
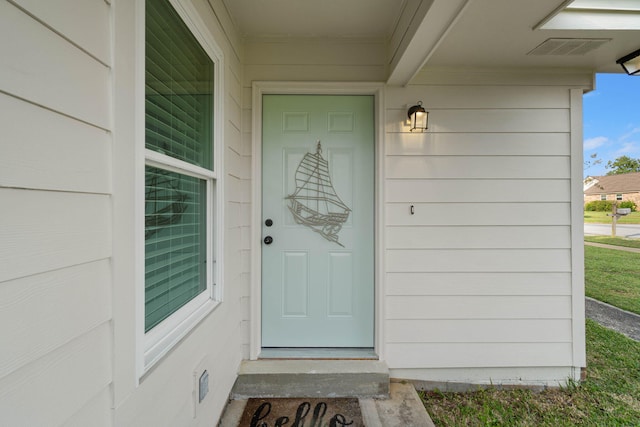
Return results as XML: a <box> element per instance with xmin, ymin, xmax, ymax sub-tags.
<box><xmin>616</xmin><ymin>193</ymin><xmax>623</xmax><ymax>201</ymax></box>
<box><xmin>135</xmin><ymin>0</ymin><xmax>225</xmax><ymax>376</ymax></box>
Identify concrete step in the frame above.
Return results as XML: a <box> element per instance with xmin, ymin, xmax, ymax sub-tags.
<box><xmin>231</xmin><ymin>360</ymin><xmax>390</xmax><ymax>399</ymax></box>
<box><xmin>220</xmin><ymin>382</ymin><xmax>435</xmax><ymax>427</ymax></box>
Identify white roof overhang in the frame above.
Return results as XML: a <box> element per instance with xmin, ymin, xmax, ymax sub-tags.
<box><xmin>222</xmin><ymin>0</ymin><xmax>640</xmax><ymax>85</ymax></box>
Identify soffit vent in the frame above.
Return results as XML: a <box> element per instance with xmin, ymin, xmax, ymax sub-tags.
<box><xmin>527</xmin><ymin>38</ymin><xmax>611</xmax><ymax>56</ymax></box>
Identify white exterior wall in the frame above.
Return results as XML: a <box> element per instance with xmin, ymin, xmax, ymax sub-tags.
<box><xmin>242</xmin><ymin>51</ymin><xmax>588</xmax><ymax>384</ymax></box>
<box><xmin>384</xmin><ymin>68</ymin><xmax>588</xmax><ymax>385</ymax></box>
<box><xmin>1</xmin><ymin>1</ymin><xmax>589</xmax><ymax>424</ymax></box>
<box><xmin>111</xmin><ymin>0</ymin><xmax>247</xmax><ymax>425</ymax></box>
<box><xmin>0</xmin><ymin>1</ymin><xmax>113</xmax><ymax>425</ymax></box>
<box><xmin>1</xmin><ymin>0</ymin><xmax>247</xmax><ymax>425</ymax></box>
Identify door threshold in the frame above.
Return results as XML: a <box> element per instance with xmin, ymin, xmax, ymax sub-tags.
<box><xmin>259</xmin><ymin>347</ymin><xmax>377</xmax><ymax>360</ymax></box>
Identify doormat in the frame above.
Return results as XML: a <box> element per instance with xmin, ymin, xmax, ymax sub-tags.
<box><xmin>237</xmin><ymin>397</ymin><xmax>364</xmax><ymax>426</ymax></box>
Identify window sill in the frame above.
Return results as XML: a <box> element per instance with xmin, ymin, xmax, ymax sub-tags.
<box><xmin>143</xmin><ymin>297</ymin><xmax>220</xmax><ymax>373</ymax></box>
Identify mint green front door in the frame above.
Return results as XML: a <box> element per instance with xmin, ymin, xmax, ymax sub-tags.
<box><xmin>262</xmin><ymin>95</ymin><xmax>374</xmax><ymax>347</ymax></box>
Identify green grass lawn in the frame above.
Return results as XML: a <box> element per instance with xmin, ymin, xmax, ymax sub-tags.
<box><xmin>584</xmin><ymin>210</ymin><xmax>640</xmax><ymax>224</ymax></box>
<box><xmin>584</xmin><ymin>245</ymin><xmax>640</xmax><ymax>315</ymax></box>
<box><xmin>420</xmin><ymin>320</ymin><xmax>640</xmax><ymax>426</ymax></box>
<box><xmin>584</xmin><ymin>235</ymin><xmax>640</xmax><ymax>249</ymax></box>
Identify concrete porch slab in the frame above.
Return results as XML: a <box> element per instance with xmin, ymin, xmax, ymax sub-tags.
<box><xmin>219</xmin><ymin>382</ymin><xmax>435</xmax><ymax>426</ymax></box>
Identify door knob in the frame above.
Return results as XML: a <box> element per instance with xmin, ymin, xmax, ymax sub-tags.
<box><xmin>264</xmin><ymin>236</ymin><xmax>273</xmax><ymax>245</ymax></box>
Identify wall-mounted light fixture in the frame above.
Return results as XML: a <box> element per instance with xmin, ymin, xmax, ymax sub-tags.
<box><xmin>616</xmin><ymin>48</ymin><xmax>640</xmax><ymax>75</ymax></box>
<box><xmin>408</xmin><ymin>101</ymin><xmax>429</xmax><ymax>132</ymax></box>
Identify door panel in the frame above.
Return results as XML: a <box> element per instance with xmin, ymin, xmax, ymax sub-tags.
<box><xmin>262</xmin><ymin>95</ymin><xmax>374</xmax><ymax>347</ymax></box>
<box><xmin>282</xmin><ymin>251</ymin><xmax>309</xmax><ymax>317</ymax></box>
<box><xmin>328</xmin><ymin>252</ymin><xmax>354</xmax><ymax>317</ymax></box>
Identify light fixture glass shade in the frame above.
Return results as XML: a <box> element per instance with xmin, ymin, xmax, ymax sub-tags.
<box><xmin>617</xmin><ymin>48</ymin><xmax>640</xmax><ymax>75</ymax></box>
<box><xmin>408</xmin><ymin>101</ymin><xmax>429</xmax><ymax>132</ymax></box>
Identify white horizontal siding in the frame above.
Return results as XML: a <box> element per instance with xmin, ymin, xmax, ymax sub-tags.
<box><xmin>0</xmin><ymin>261</ymin><xmax>111</xmax><ymax>380</ymax></box>
<box><xmin>388</xmin><ymin>86</ymin><xmax>571</xmax><ymax>109</ymax></box>
<box><xmin>386</xmin><ymin>296</ymin><xmax>572</xmax><ymax>319</ymax></box>
<box><xmin>386</xmin><ymin>203</ymin><xmax>571</xmax><ymax>226</ymax></box>
<box><xmin>114</xmin><ymin>306</ymin><xmax>243</xmax><ymax>426</ymax></box>
<box><xmin>0</xmin><ymin>323</ymin><xmax>112</xmax><ymax>427</ymax></box>
<box><xmin>226</xmin><ymin>103</ymin><xmax>243</xmax><ymax>159</ymax></box>
<box><xmin>0</xmin><ymin>1</ymin><xmax>110</xmax><ymax>129</ymax></box>
<box><xmin>386</xmin><ymin>342</ymin><xmax>573</xmax><ymax>368</ymax></box>
<box><xmin>225</xmin><ymin>54</ymin><xmax>247</xmax><ymax>361</ymax></box>
<box><xmin>245</xmin><ymin>64</ymin><xmax>387</xmax><ymax>83</ymax></box>
<box><xmin>62</xmin><ymin>388</ymin><xmax>111</xmax><ymax>427</ymax></box>
<box><xmin>387</xmin><ymin>108</ymin><xmax>570</xmax><ymax>133</ymax></box>
<box><xmin>386</xmin><ymin>249</ymin><xmax>571</xmax><ymax>273</ymax></box>
<box><xmin>245</xmin><ymin>39</ymin><xmax>386</xmax><ymax>66</ymax></box>
<box><xmin>382</xmin><ymin>82</ymin><xmax>577</xmax><ymax>376</ymax></box>
<box><xmin>0</xmin><ymin>0</ymin><xmax>114</xmax><ymax>425</ymax></box>
<box><xmin>0</xmin><ymin>93</ymin><xmax>111</xmax><ymax>194</ymax></box>
<box><xmin>226</xmin><ymin>146</ymin><xmax>245</xmax><ymax>181</ymax></box>
<box><xmin>243</xmin><ymin>39</ymin><xmax>387</xmax><ymax>84</ymax></box>
<box><xmin>386</xmin><ymin>319</ymin><xmax>572</xmax><ymax>343</ymax></box>
<box><xmin>386</xmin><ymin>226</ymin><xmax>571</xmax><ymax>249</ymax></box>
<box><xmin>11</xmin><ymin>0</ymin><xmax>111</xmax><ymax>64</ymax></box>
<box><xmin>386</xmin><ymin>179</ymin><xmax>570</xmax><ymax>202</ymax></box>
<box><xmin>386</xmin><ymin>272</ymin><xmax>572</xmax><ymax>296</ymax></box>
<box><xmin>385</xmin><ymin>132</ymin><xmax>570</xmax><ymax>156</ymax></box>
<box><xmin>0</xmin><ymin>188</ymin><xmax>111</xmax><ymax>283</ymax></box>
<box><xmin>386</xmin><ymin>156</ymin><xmax>570</xmax><ymax>179</ymax></box>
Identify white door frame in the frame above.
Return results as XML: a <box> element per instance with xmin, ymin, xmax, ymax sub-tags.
<box><xmin>250</xmin><ymin>82</ymin><xmax>386</xmax><ymax>360</ymax></box>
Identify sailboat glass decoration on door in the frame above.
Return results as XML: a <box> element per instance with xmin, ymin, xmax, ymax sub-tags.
<box><xmin>286</xmin><ymin>140</ymin><xmax>351</xmax><ymax>247</ymax></box>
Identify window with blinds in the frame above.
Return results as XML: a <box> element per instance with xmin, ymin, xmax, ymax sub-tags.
<box><xmin>144</xmin><ymin>0</ymin><xmax>215</xmax><ymax>333</ymax></box>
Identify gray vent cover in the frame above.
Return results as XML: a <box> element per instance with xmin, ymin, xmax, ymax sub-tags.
<box><xmin>528</xmin><ymin>38</ymin><xmax>611</xmax><ymax>56</ymax></box>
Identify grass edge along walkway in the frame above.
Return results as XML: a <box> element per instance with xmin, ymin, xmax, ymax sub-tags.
<box><xmin>420</xmin><ymin>320</ymin><xmax>640</xmax><ymax>426</ymax></box>
<box><xmin>585</xmin><ymin>241</ymin><xmax>640</xmax><ymax>253</ymax></box>
<box><xmin>584</xmin><ymin>244</ymin><xmax>640</xmax><ymax>315</ymax></box>
<box><xmin>584</xmin><ymin>235</ymin><xmax>640</xmax><ymax>250</ymax></box>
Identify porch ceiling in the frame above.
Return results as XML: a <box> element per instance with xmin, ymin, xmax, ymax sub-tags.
<box><xmin>222</xmin><ymin>0</ymin><xmax>640</xmax><ymax>84</ymax></box>
<box><xmin>427</xmin><ymin>0</ymin><xmax>640</xmax><ymax>74</ymax></box>
<box><xmin>221</xmin><ymin>0</ymin><xmax>404</xmax><ymax>39</ymax></box>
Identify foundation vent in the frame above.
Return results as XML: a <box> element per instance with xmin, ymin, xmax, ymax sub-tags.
<box><xmin>527</xmin><ymin>38</ymin><xmax>611</xmax><ymax>56</ymax></box>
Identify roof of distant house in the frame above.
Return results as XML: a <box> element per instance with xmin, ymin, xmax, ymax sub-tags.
<box><xmin>584</xmin><ymin>172</ymin><xmax>640</xmax><ymax>195</ymax></box>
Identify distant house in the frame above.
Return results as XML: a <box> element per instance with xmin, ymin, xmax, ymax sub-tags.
<box><xmin>584</xmin><ymin>172</ymin><xmax>640</xmax><ymax>206</ymax></box>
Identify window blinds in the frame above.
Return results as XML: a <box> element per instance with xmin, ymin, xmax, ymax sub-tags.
<box><xmin>145</xmin><ymin>0</ymin><xmax>213</xmax><ymax>170</ymax></box>
<box><xmin>144</xmin><ymin>0</ymin><xmax>214</xmax><ymax>332</ymax></box>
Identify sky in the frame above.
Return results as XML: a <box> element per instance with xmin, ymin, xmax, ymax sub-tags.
<box><xmin>583</xmin><ymin>73</ymin><xmax>640</xmax><ymax>177</ymax></box>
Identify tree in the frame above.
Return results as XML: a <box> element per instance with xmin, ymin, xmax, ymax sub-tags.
<box><xmin>605</xmin><ymin>155</ymin><xmax>640</xmax><ymax>175</ymax></box>
<box><xmin>584</xmin><ymin>152</ymin><xmax>601</xmax><ymax>171</ymax></box>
